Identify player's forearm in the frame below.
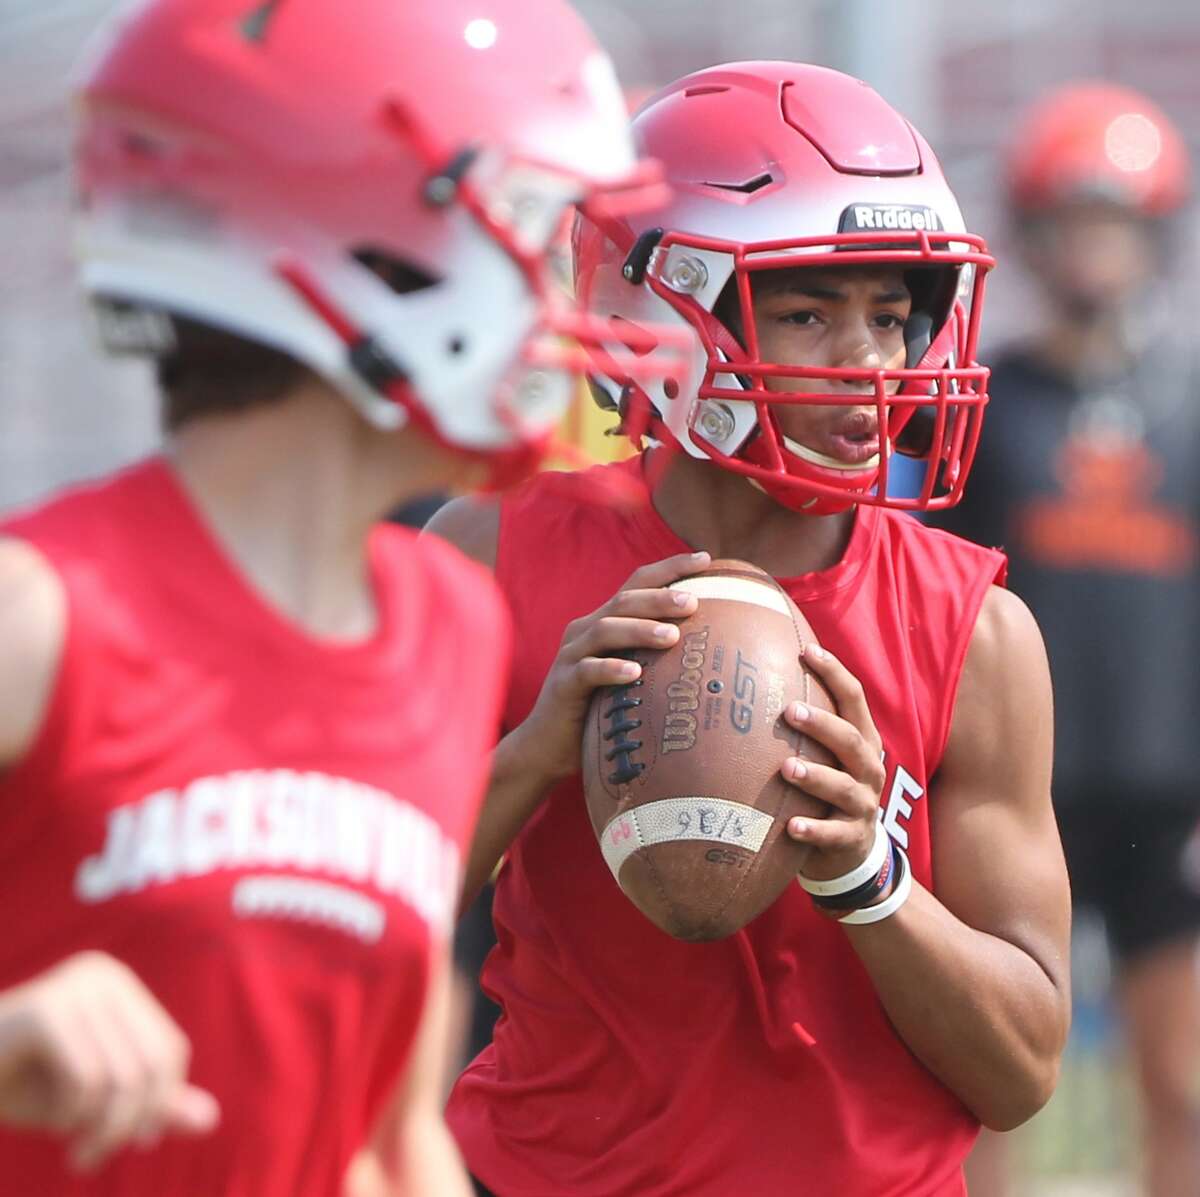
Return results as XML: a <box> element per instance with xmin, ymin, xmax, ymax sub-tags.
<box><xmin>459</xmin><ymin>722</ymin><xmax>558</xmax><ymax>914</ymax></box>
<box><xmin>846</xmin><ymin>883</ymin><xmax>1069</xmax><ymax>1131</ymax></box>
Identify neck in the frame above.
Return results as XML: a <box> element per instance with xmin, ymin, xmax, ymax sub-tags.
<box><xmin>648</xmin><ymin>448</ymin><xmax>856</xmax><ymax>577</ymax></box>
<box><xmin>166</xmin><ymin>382</ymin><xmax>466</xmax><ymax>641</ymax></box>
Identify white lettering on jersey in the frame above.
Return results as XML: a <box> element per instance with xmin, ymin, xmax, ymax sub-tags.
<box><xmin>73</xmin><ymin>770</ymin><xmax>461</xmax><ymax>936</ymax></box>
<box><xmin>882</xmin><ymin>764</ymin><xmax>925</xmax><ymax>850</ymax></box>
<box><xmin>232</xmin><ymin>876</ymin><xmax>386</xmax><ymax>943</ymax></box>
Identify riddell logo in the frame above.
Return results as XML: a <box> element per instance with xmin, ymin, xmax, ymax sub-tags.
<box><xmin>839</xmin><ymin>204</ymin><xmax>943</xmax><ymax>233</ymax></box>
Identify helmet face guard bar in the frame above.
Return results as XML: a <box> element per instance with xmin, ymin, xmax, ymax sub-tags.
<box><xmin>696</xmin><ymin>369</ymin><xmax>988</xmax><ymax>511</ymax></box>
<box><xmin>639</xmin><ymin>227</ymin><xmax>995</xmax><ymax>510</ymax></box>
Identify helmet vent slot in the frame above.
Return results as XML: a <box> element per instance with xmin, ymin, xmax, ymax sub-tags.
<box><xmin>352</xmin><ymin>248</ymin><xmax>440</xmax><ymax>295</ymax></box>
<box><xmin>704</xmin><ymin>173</ymin><xmax>773</xmax><ymax>194</ymax></box>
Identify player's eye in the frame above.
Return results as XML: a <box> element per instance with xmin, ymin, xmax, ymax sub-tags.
<box><xmin>778</xmin><ymin>310</ymin><xmax>821</xmax><ymax>327</ymax></box>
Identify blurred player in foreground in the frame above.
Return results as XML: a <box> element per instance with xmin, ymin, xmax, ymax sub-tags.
<box><xmin>0</xmin><ymin>0</ymin><xmax>675</xmax><ymax>1192</ymax></box>
<box><xmin>429</xmin><ymin>61</ymin><xmax>1071</xmax><ymax>1196</ymax></box>
<box><xmin>939</xmin><ymin>83</ymin><xmax>1200</xmax><ymax>1197</ymax></box>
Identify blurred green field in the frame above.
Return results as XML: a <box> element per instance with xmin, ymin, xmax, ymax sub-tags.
<box><xmin>1020</xmin><ymin>1040</ymin><xmax>1138</xmax><ymax>1194</ymax></box>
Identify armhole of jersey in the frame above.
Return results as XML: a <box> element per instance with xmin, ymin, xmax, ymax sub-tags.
<box><xmin>490</xmin><ymin>498</ymin><xmax>521</xmax><ymax>738</ymax></box>
<box><xmin>928</xmin><ymin>553</ymin><xmax>1007</xmax><ymax>776</ymax></box>
<box><xmin>0</xmin><ymin>544</ymin><xmax>81</xmax><ymax>791</ymax></box>
<box><xmin>493</xmin><ymin>492</ymin><xmax>519</xmax><ymax>607</ymax></box>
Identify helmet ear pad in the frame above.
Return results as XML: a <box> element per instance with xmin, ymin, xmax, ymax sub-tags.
<box><xmin>709</xmin><ymin>275</ymin><xmax>756</xmax><ymax>392</ymax></box>
<box><xmin>891</xmin><ymin>265</ymin><xmax>963</xmax><ymax>458</ymax></box>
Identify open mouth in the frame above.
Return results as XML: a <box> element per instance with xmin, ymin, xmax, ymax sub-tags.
<box><xmin>781</xmin><ymin>433</ymin><xmax>881</xmax><ymax>472</ymax></box>
<box><xmin>778</xmin><ymin>406</ymin><xmax>882</xmax><ymax>470</ymax></box>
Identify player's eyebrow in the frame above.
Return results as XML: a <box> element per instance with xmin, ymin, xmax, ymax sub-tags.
<box><xmin>765</xmin><ymin>284</ymin><xmax>909</xmax><ymax>303</ymax></box>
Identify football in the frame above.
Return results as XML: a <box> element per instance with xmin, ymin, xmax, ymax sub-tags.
<box><xmin>581</xmin><ymin>559</ymin><xmax>835</xmax><ymax>941</ymax></box>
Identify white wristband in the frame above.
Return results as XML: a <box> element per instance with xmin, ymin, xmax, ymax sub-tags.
<box><xmin>839</xmin><ymin>846</ymin><xmax>913</xmax><ymax>925</ymax></box>
<box><xmin>796</xmin><ymin>817</ymin><xmax>889</xmax><ymax>898</ymax></box>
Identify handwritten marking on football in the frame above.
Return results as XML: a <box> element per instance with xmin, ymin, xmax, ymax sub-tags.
<box><xmin>600</xmin><ymin>797</ymin><xmax>772</xmax><ymax>880</ymax></box>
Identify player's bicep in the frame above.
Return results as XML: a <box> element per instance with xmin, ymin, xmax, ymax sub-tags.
<box><xmin>421</xmin><ymin>496</ymin><xmax>501</xmax><ymax>570</ymax></box>
<box><xmin>930</xmin><ymin>586</ymin><xmax>1070</xmax><ymax>989</ymax></box>
<box><xmin>0</xmin><ymin>538</ymin><xmax>66</xmax><ymax>769</ymax></box>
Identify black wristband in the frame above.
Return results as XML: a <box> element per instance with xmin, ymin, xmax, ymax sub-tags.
<box><xmin>810</xmin><ymin>836</ymin><xmax>896</xmax><ymax>913</ymax></box>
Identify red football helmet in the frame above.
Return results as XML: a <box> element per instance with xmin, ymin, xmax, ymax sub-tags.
<box><xmin>1007</xmin><ymin>82</ymin><xmax>1190</xmax><ymax>218</ymax></box>
<box><xmin>74</xmin><ymin>0</ymin><xmax>682</xmax><ymax>483</ymax></box>
<box><xmin>575</xmin><ymin>62</ymin><xmax>995</xmax><ymax>513</ymax></box>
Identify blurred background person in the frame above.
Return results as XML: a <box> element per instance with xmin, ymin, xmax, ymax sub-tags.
<box><xmin>935</xmin><ymin>82</ymin><xmax>1200</xmax><ymax>1197</ymax></box>
<box><xmin>0</xmin><ymin>0</ymin><xmax>670</xmax><ymax>1191</ymax></box>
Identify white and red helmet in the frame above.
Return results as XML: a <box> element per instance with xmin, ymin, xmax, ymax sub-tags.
<box><xmin>576</xmin><ymin>61</ymin><xmax>996</xmax><ymax>512</ymax></box>
<box><xmin>74</xmin><ymin>0</ymin><xmax>680</xmax><ymax>483</ymax></box>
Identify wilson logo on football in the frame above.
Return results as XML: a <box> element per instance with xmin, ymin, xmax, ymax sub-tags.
<box><xmin>661</xmin><ymin>627</ymin><xmax>711</xmax><ymax>753</ymax></box>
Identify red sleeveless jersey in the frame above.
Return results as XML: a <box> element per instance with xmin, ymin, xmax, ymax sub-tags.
<box><xmin>0</xmin><ymin>458</ymin><xmax>509</xmax><ymax>1196</ymax></box>
<box><xmin>447</xmin><ymin>457</ymin><xmax>1006</xmax><ymax>1197</ymax></box>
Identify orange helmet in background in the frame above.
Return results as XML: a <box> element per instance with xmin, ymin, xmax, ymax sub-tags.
<box><xmin>1006</xmin><ymin>82</ymin><xmax>1191</xmax><ymax>218</ymax></box>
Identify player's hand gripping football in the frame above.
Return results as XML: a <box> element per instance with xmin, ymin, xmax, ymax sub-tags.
<box><xmin>780</xmin><ymin>645</ymin><xmax>887</xmax><ymax>882</ymax></box>
<box><xmin>518</xmin><ymin>551</ymin><xmax>711</xmax><ymax>786</ymax></box>
<box><xmin>0</xmin><ymin>951</ymin><xmax>220</xmax><ymax>1171</ymax></box>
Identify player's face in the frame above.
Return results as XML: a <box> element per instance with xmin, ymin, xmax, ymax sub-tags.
<box><xmin>1027</xmin><ymin>202</ymin><xmax>1155</xmax><ymax>318</ymax></box>
<box><xmin>749</xmin><ymin>265</ymin><xmax>911</xmax><ymax>468</ymax></box>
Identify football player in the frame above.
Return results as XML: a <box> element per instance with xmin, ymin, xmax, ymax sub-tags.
<box><xmin>431</xmin><ymin>61</ymin><xmax>1071</xmax><ymax>1196</ymax></box>
<box><xmin>0</xmin><ymin>0</ymin><xmax>676</xmax><ymax>1192</ymax></box>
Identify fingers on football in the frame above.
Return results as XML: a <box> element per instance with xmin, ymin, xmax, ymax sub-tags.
<box><xmin>559</xmin><ymin>588</ymin><xmax>693</xmax><ymax>657</ymax></box>
<box><xmin>784</xmin><ymin>699</ymin><xmax>885</xmax><ymax>792</ymax></box>
<box><xmin>622</xmin><ymin>550</ymin><xmax>710</xmax><ymax>592</ymax></box>
<box><xmin>800</xmin><ymin>646</ymin><xmax>884</xmax><ymax>755</ymax></box>
<box><xmin>782</xmin><ymin>757</ymin><xmax>877</xmax><ymax>821</ymax></box>
<box><xmin>605</xmin><ymin>585</ymin><xmax>698</xmax><ymax>622</ymax></box>
<box><xmin>568</xmin><ymin>619</ymin><xmax>690</xmax><ymax>693</ymax></box>
<box><xmin>574</xmin><ymin>655</ymin><xmax>644</xmax><ymax>690</ymax></box>
<box><xmin>785</xmin><ymin>813</ymin><xmax>870</xmax><ymax>854</ymax></box>
<box><xmin>568</xmin><ymin>614</ymin><xmax>684</xmax><ymax>666</ymax></box>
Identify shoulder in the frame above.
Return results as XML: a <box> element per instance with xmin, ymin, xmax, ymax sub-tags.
<box><xmin>0</xmin><ymin>537</ymin><xmax>67</xmax><ymax>768</ymax></box>
<box><xmin>947</xmin><ymin>586</ymin><xmax>1050</xmax><ymax>764</ymax></box>
<box><xmin>962</xmin><ymin>586</ymin><xmax>1051</xmax><ymax>716</ymax></box>
<box><xmin>421</xmin><ymin>495</ymin><xmax>502</xmax><ymax>570</ymax></box>
<box><xmin>877</xmin><ymin>509</ymin><xmax>1007</xmax><ymax>579</ymax></box>
<box><xmin>968</xmin><ymin>585</ymin><xmax>1045</xmax><ymax>661</ymax></box>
